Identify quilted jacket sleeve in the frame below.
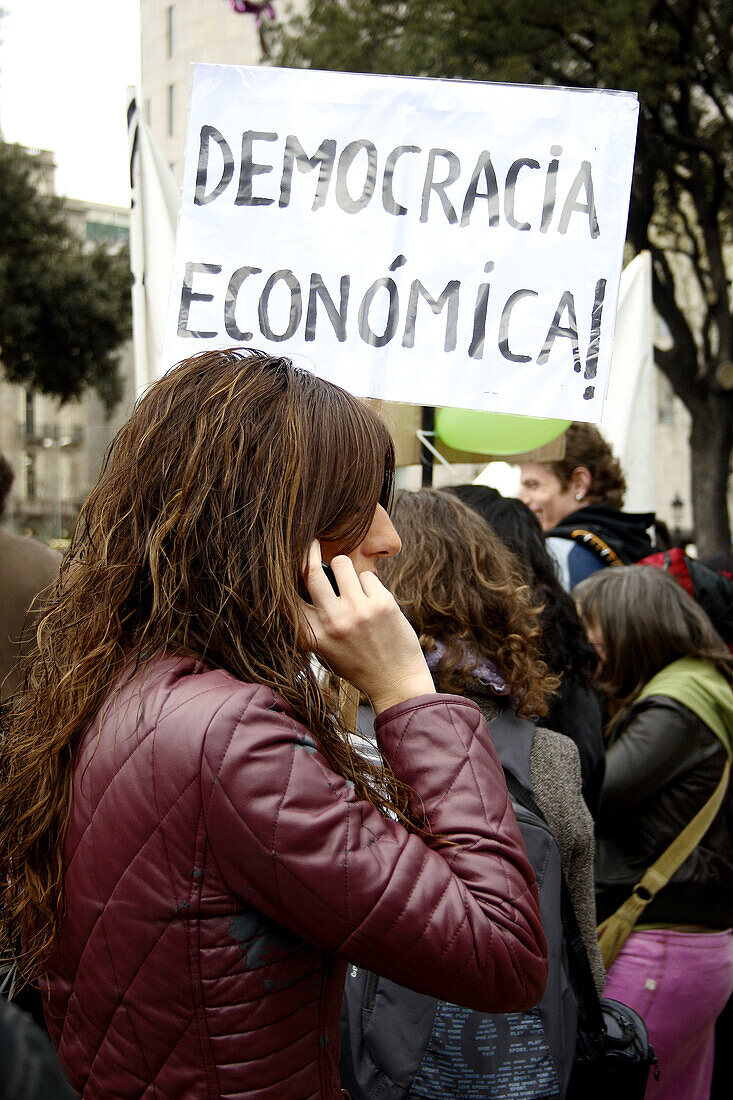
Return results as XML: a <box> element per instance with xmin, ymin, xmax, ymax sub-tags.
<box><xmin>201</xmin><ymin>686</ymin><xmax>547</xmax><ymax>1014</ymax></box>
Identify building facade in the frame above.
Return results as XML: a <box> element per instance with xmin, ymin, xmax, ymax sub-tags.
<box><xmin>140</xmin><ymin>0</ymin><xmax>270</xmax><ymax>182</ymax></box>
<box><xmin>0</xmin><ymin>165</ymin><xmax>136</xmax><ymax>543</ymax></box>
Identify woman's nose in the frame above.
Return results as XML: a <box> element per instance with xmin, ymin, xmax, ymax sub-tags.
<box><xmin>370</xmin><ymin>505</ymin><xmax>402</xmax><ymax>558</ymax></box>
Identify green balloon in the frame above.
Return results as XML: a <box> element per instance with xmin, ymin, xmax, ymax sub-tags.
<box><xmin>435</xmin><ymin>408</ymin><xmax>571</xmax><ymax>456</ymax></box>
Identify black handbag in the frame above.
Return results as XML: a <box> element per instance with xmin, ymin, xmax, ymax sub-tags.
<box><xmin>566</xmin><ymin>996</ymin><xmax>658</xmax><ymax>1099</ymax></box>
<box><xmin>561</xmin><ymin>853</ymin><xmax>659</xmax><ymax>1099</ymax></box>
<box><xmin>504</xmin><ymin>773</ymin><xmax>658</xmax><ymax>1100</ymax></box>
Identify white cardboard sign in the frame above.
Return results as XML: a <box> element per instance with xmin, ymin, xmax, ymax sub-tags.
<box><xmin>162</xmin><ymin>64</ymin><xmax>638</xmax><ymax>420</ymax></box>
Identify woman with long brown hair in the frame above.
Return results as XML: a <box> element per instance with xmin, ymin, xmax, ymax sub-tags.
<box><xmin>0</xmin><ymin>349</ymin><xmax>546</xmax><ymax>1099</ymax></box>
<box><xmin>574</xmin><ymin>566</ymin><xmax>733</xmax><ymax>1100</ymax></box>
<box><xmin>340</xmin><ymin>488</ymin><xmax>603</xmax><ymax>1100</ymax></box>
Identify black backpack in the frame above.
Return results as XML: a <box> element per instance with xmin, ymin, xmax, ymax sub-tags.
<box><xmin>340</xmin><ymin>710</ymin><xmax>578</xmax><ymax>1100</ymax></box>
<box><xmin>636</xmin><ymin>548</ymin><xmax>733</xmax><ymax>647</ymax></box>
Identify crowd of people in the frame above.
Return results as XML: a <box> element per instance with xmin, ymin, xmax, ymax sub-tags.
<box><xmin>0</xmin><ymin>348</ymin><xmax>731</xmax><ymax>1099</ymax></box>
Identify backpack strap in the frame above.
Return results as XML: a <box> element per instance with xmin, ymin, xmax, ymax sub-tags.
<box><xmin>503</xmin><ymin>771</ymin><xmax>606</xmax><ymax>1037</ymax></box>
<box><xmin>566</xmin><ymin>529</ymin><xmax>625</xmax><ymax>568</ymax></box>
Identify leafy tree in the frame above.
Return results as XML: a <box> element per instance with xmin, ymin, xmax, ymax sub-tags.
<box><xmin>275</xmin><ymin>0</ymin><xmax>733</xmax><ymax>554</ymax></box>
<box><xmin>0</xmin><ymin>140</ymin><xmax>132</xmax><ymax>410</ymax></box>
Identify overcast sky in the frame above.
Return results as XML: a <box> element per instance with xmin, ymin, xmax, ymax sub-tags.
<box><xmin>0</xmin><ymin>0</ymin><xmax>141</xmax><ymax>208</ymax></box>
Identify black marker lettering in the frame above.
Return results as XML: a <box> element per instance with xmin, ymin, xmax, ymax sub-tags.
<box><xmin>504</xmin><ymin>158</ymin><xmax>540</xmax><ymax>231</ymax></box>
<box><xmin>460</xmin><ymin>152</ymin><xmax>500</xmax><ymax>228</ymax></box>
<box><xmin>235</xmin><ymin>131</ymin><xmax>278</xmax><ymax>207</ymax></box>
<box><xmin>469</xmin><ymin>262</ymin><xmax>494</xmax><ymax>360</ymax></box>
<box><xmin>279</xmin><ymin>136</ymin><xmax>336</xmax><ymax>210</ymax></box>
<box><xmin>585</xmin><ymin>278</ymin><xmax>607</xmax><ymax>380</ymax></box>
<box><xmin>537</xmin><ymin>290</ymin><xmax>581</xmax><ymax>370</ymax></box>
<box><xmin>335</xmin><ymin>140</ymin><xmax>378</xmax><ymax>214</ymax></box>
<box><xmin>558</xmin><ymin>161</ymin><xmax>600</xmax><ymax>238</ymax></box>
<box><xmin>498</xmin><ymin>289</ymin><xmax>538</xmax><ymax>363</ymax></box>
<box><xmin>194</xmin><ymin>126</ymin><xmax>234</xmax><ymax>206</ymax></box>
<box><xmin>358</xmin><ymin>277</ymin><xmax>399</xmax><ymax>347</ymax></box>
<box><xmin>540</xmin><ymin>145</ymin><xmax>562</xmax><ymax>232</ymax></box>
<box><xmin>305</xmin><ymin>274</ymin><xmax>350</xmax><ymax>342</ymax></box>
<box><xmin>420</xmin><ymin>149</ymin><xmax>461</xmax><ymax>224</ymax></box>
<box><xmin>258</xmin><ymin>269</ymin><xmax>302</xmax><ymax>341</ymax></box>
<box><xmin>403</xmin><ymin>279</ymin><xmax>460</xmax><ymax>351</ymax></box>
<box><xmin>177</xmin><ymin>262</ymin><xmax>221</xmax><ymax>337</ymax></box>
<box><xmin>382</xmin><ymin>145</ymin><xmax>421</xmax><ymax>216</ymax></box>
<box><xmin>224</xmin><ymin>266</ymin><xmax>262</xmax><ymax>341</ymax></box>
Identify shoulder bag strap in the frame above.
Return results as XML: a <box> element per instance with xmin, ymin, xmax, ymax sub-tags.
<box><xmin>598</xmin><ymin>758</ymin><xmax>731</xmax><ymax>969</ymax></box>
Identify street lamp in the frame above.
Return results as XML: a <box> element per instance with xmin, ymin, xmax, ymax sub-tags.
<box><xmin>671</xmin><ymin>493</ymin><xmax>684</xmax><ymax>544</ymax></box>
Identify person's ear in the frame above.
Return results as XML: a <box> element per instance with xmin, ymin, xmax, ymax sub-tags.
<box><xmin>570</xmin><ymin>466</ymin><xmax>592</xmax><ymax>502</ymax></box>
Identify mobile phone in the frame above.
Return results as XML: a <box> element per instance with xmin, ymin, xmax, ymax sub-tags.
<box><xmin>301</xmin><ymin>562</ymin><xmax>340</xmax><ymax>603</ymax></box>
<box><xmin>321</xmin><ymin>562</ymin><xmax>340</xmax><ymax>596</ymax></box>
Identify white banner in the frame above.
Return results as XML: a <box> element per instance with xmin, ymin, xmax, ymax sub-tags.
<box><xmin>162</xmin><ymin>65</ymin><xmax>638</xmax><ymax>420</ymax></box>
<box><xmin>601</xmin><ymin>251</ymin><xmax>655</xmax><ymax>511</ymax></box>
<box><xmin>128</xmin><ymin>89</ymin><xmax>180</xmax><ymax>394</ymax></box>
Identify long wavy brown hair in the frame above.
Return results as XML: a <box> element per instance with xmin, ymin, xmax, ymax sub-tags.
<box><xmin>0</xmin><ymin>348</ymin><xmax>409</xmax><ymax>983</ymax></box>
<box><xmin>379</xmin><ymin>489</ymin><xmax>559</xmax><ymax>718</ymax></box>
<box><xmin>574</xmin><ymin>565</ymin><xmax>733</xmax><ymax>731</ymax></box>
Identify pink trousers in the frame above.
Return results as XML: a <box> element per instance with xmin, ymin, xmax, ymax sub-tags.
<box><xmin>603</xmin><ymin>928</ymin><xmax>733</xmax><ymax>1100</ymax></box>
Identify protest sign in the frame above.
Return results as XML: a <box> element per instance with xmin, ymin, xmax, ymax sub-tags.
<box><xmin>162</xmin><ymin>65</ymin><xmax>638</xmax><ymax>420</ymax></box>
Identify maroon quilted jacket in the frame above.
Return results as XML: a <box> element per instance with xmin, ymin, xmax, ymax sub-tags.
<box><xmin>42</xmin><ymin>656</ymin><xmax>547</xmax><ymax>1098</ymax></box>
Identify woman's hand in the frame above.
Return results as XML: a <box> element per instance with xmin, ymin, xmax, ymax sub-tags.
<box><xmin>301</xmin><ymin>540</ymin><xmax>435</xmax><ymax>715</ymax></box>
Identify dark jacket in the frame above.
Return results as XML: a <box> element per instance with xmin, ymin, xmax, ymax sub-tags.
<box><xmin>595</xmin><ymin>693</ymin><xmax>733</xmax><ymax>927</ymax></box>
<box><xmin>0</xmin><ymin>999</ymin><xmax>76</xmax><ymax>1099</ymax></box>
<box><xmin>546</xmin><ymin>505</ymin><xmax>655</xmax><ymax>591</ymax></box>
<box><xmin>42</xmin><ymin>656</ymin><xmax>547</xmax><ymax>1099</ymax></box>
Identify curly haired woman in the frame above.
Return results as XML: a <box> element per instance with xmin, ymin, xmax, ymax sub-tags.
<box><xmin>449</xmin><ymin>484</ymin><xmax>605</xmax><ymax>817</ymax></box>
<box><xmin>0</xmin><ymin>351</ymin><xmax>546</xmax><ymax>1099</ymax></box>
<box><xmin>379</xmin><ymin>489</ymin><xmax>602</xmax><ymax>985</ymax></box>
<box><xmin>340</xmin><ymin>489</ymin><xmax>603</xmax><ymax>1100</ymax></box>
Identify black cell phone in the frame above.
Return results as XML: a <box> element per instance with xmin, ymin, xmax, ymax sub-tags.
<box><xmin>321</xmin><ymin>562</ymin><xmax>340</xmax><ymax>596</ymax></box>
<box><xmin>301</xmin><ymin>562</ymin><xmax>340</xmax><ymax>603</ymax></box>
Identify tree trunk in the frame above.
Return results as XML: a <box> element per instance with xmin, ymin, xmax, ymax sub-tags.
<box><xmin>688</xmin><ymin>393</ymin><xmax>733</xmax><ymax>556</ymax></box>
